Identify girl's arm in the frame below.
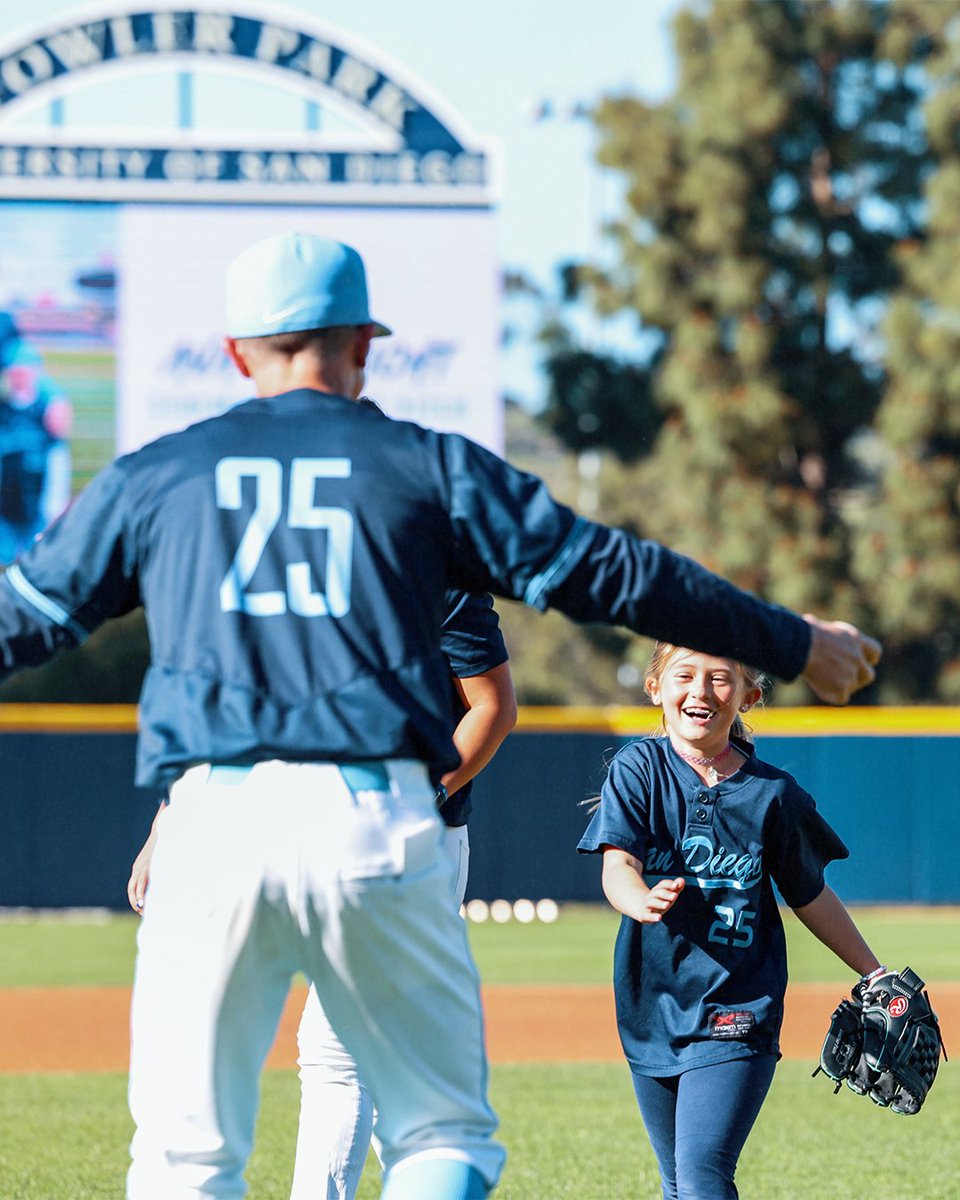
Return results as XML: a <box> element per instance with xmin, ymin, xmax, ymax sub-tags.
<box><xmin>601</xmin><ymin>846</ymin><xmax>684</xmax><ymax>924</ymax></box>
<box><xmin>791</xmin><ymin>884</ymin><xmax>881</xmax><ymax>976</ymax></box>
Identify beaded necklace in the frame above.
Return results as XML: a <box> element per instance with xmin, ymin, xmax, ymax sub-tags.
<box><xmin>671</xmin><ymin>740</ymin><xmax>736</xmax><ymax>784</ymax></box>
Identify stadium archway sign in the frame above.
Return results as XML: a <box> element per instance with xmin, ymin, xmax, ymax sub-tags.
<box><xmin>0</xmin><ymin>4</ymin><xmax>502</xmax><ymax>465</ymax></box>
<box><xmin>0</xmin><ymin>2</ymin><xmax>495</xmax><ymax>205</ymax></box>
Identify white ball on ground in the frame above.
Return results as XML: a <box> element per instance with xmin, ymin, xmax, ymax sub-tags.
<box><xmin>513</xmin><ymin>898</ymin><xmax>536</xmax><ymax>923</ymax></box>
<box><xmin>465</xmin><ymin>899</ymin><xmax>489</xmax><ymax>923</ymax></box>
<box><xmin>490</xmin><ymin>899</ymin><xmax>513</xmax><ymax>923</ymax></box>
<box><xmin>536</xmin><ymin>898</ymin><xmax>560</xmax><ymax>923</ymax></box>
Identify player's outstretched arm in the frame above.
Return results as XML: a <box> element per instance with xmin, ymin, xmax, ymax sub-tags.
<box><xmin>799</xmin><ymin>616</ymin><xmax>882</xmax><ymax>706</ymax></box>
<box><xmin>791</xmin><ymin>884</ymin><xmax>880</xmax><ymax>977</ymax></box>
<box><xmin>443</xmin><ymin>444</ymin><xmax>883</xmax><ymax>699</ymax></box>
<box><xmin>601</xmin><ymin>847</ymin><xmax>684</xmax><ymax>924</ymax></box>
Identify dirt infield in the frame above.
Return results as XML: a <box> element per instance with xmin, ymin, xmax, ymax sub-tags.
<box><xmin>1</xmin><ymin>982</ymin><xmax>957</xmax><ymax>1073</ymax></box>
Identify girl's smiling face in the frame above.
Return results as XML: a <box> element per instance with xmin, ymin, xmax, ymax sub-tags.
<box><xmin>646</xmin><ymin>649</ymin><xmax>762</xmax><ymax>756</ymax></box>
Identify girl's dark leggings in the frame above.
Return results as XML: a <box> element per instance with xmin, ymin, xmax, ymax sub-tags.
<box><xmin>631</xmin><ymin>1055</ymin><xmax>777</xmax><ymax>1200</ymax></box>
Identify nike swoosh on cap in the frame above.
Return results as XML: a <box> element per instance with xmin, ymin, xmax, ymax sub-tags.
<box><xmin>257</xmin><ymin>303</ymin><xmax>308</xmax><ymax>325</ymax></box>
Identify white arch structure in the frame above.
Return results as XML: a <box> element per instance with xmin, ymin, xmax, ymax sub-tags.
<box><xmin>0</xmin><ymin>2</ymin><xmax>502</xmax><ymax>462</ymax></box>
<box><xmin>0</xmin><ymin>1</ymin><xmax>497</xmax><ymax>205</ymax></box>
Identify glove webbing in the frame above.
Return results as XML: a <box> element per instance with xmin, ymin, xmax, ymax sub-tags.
<box><xmin>811</xmin><ymin>998</ymin><xmax>862</xmax><ymax>1092</ymax></box>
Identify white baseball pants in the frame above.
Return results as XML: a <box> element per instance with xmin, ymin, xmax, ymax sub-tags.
<box><xmin>126</xmin><ymin>761</ymin><xmax>503</xmax><ymax>1199</ymax></box>
<box><xmin>291</xmin><ymin>825</ymin><xmax>470</xmax><ymax>1200</ymax></box>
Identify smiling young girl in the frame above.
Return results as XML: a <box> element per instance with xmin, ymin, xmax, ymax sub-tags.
<box><xmin>578</xmin><ymin>643</ymin><xmax>883</xmax><ymax>1200</ymax></box>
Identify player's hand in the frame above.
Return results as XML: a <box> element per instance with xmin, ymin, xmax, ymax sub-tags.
<box><xmin>127</xmin><ymin>807</ymin><xmax>165</xmax><ymax>915</ymax></box>
<box><xmin>799</xmin><ymin>615</ymin><xmax>881</xmax><ymax>705</ymax></box>
<box><xmin>634</xmin><ymin>877</ymin><xmax>685</xmax><ymax>923</ymax></box>
<box><xmin>127</xmin><ymin>841</ymin><xmax>153</xmax><ymax>915</ymax></box>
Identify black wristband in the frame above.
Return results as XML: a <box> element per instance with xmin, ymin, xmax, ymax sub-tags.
<box><xmin>434</xmin><ymin>783</ymin><xmax>449</xmax><ymax>808</ymax></box>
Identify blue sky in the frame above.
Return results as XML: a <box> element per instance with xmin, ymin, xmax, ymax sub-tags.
<box><xmin>0</xmin><ymin>0</ymin><xmax>684</xmax><ymax>402</ymax></box>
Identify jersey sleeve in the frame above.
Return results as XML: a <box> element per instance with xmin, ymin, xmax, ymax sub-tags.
<box><xmin>440</xmin><ymin>434</ymin><xmax>811</xmax><ymax>682</ymax></box>
<box><xmin>439</xmin><ymin>590</ymin><xmax>508</xmax><ymax>679</ymax></box>
<box><xmin>0</xmin><ymin>459</ymin><xmax>141</xmax><ymax>672</ymax></box>
<box><xmin>441</xmin><ymin>433</ymin><xmax>585</xmax><ymax>604</ymax></box>
<box><xmin>577</xmin><ymin>744</ymin><xmax>652</xmax><ymax>859</ymax></box>
<box><xmin>765</xmin><ymin>784</ymin><xmax>850</xmax><ymax>909</ymax></box>
<box><xmin>545</xmin><ymin>523</ymin><xmax>811</xmax><ymax>681</ymax></box>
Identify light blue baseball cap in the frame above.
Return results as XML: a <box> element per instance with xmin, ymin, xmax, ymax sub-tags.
<box><xmin>224</xmin><ymin>232</ymin><xmax>391</xmax><ymax>339</ymax></box>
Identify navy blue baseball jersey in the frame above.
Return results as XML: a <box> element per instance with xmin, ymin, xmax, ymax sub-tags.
<box><xmin>578</xmin><ymin>736</ymin><xmax>848</xmax><ymax>1075</ymax></box>
<box><xmin>438</xmin><ymin>588</ymin><xmax>508</xmax><ymax>827</ymax></box>
<box><xmin>0</xmin><ymin>389</ymin><xmax>810</xmax><ymax>788</ymax></box>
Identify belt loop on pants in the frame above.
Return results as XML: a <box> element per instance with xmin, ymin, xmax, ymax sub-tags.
<box><xmin>339</xmin><ymin>761</ymin><xmax>392</xmax><ymax>796</ymax></box>
<box><xmin>206</xmin><ymin>765</ymin><xmax>254</xmax><ymax>786</ymax></box>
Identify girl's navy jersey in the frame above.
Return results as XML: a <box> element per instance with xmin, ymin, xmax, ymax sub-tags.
<box><xmin>0</xmin><ymin>389</ymin><xmax>811</xmax><ymax>788</ymax></box>
<box><xmin>578</xmin><ymin>737</ymin><xmax>848</xmax><ymax>1075</ymax></box>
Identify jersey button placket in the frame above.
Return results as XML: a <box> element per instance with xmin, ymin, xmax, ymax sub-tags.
<box><xmin>692</xmin><ymin>790</ymin><xmax>714</xmax><ymax>825</ymax></box>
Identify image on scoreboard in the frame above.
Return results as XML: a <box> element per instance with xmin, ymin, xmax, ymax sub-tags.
<box><xmin>0</xmin><ymin>202</ymin><xmax>117</xmax><ymax>564</ymax></box>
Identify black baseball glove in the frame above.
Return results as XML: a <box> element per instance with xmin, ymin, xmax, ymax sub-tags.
<box><xmin>814</xmin><ymin>966</ymin><xmax>946</xmax><ymax>1115</ymax></box>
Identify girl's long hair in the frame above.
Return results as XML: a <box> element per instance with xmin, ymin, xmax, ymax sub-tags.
<box><xmin>643</xmin><ymin>642</ymin><xmax>768</xmax><ymax>744</ymax></box>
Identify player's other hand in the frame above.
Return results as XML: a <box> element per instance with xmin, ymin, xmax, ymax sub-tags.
<box><xmin>636</xmin><ymin>877</ymin><xmax>685</xmax><ymax>923</ymax></box>
<box><xmin>127</xmin><ymin>844</ymin><xmax>151</xmax><ymax>915</ymax></box>
<box><xmin>127</xmin><ymin>808</ymin><xmax>164</xmax><ymax>915</ymax></box>
<box><xmin>800</xmin><ymin>615</ymin><xmax>882</xmax><ymax>706</ymax></box>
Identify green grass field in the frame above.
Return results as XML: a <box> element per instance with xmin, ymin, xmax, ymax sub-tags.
<box><xmin>0</xmin><ymin>906</ymin><xmax>956</xmax><ymax>1198</ymax></box>
<box><xmin>2</xmin><ymin>903</ymin><xmax>956</xmax><ymax>988</ymax></box>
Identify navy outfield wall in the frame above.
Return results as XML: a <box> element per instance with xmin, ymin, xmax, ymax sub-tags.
<box><xmin>0</xmin><ymin>705</ymin><xmax>957</xmax><ymax>909</ymax></box>
<box><xmin>466</xmin><ymin>724</ymin><xmax>960</xmax><ymax>906</ymax></box>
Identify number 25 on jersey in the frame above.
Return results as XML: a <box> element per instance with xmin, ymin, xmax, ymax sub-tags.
<box><xmin>216</xmin><ymin>456</ymin><xmax>354</xmax><ymax>618</ymax></box>
<box><xmin>708</xmin><ymin>905</ymin><xmax>755</xmax><ymax>949</ymax></box>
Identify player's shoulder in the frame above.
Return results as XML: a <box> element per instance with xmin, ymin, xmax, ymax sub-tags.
<box><xmin>113</xmin><ymin>394</ymin><xmax>302</xmax><ymax>471</ymax></box>
<box><xmin>378</xmin><ymin>420</ymin><xmax>497</xmax><ymax>481</ymax></box>
<box><xmin>349</xmin><ymin>406</ymin><xmax>474</xmax><ymax>494</ymax></box>
<box><xmin>101</xmin><ymin>412</ymin><xmax>245</xmax><ymax>514</ymax></box>
<box><xmin>347</xmin><ymin>396</ymin><xmax>449</xmax><ymax>449</ymax></box>
<box><xmin>116</xmin><ymin>404</ymin><xmax>240</xmax><ymax>463</ymax></box>
<box><xmin>597</xmin><ymin>737</ymin><xmax>668</xmax><ymax>816</ymax></box>
<box><xmin>608</xmin><ymin>735</ymin><xmax>667</xmax><ymax>775</ymax></box>
<box><xmin>743</xmin><ymin>747</ymin><xmax>814</xmax><ymax>807</ymax></box>
<box><xmin>352</xmin><ymin>402</ymin><xmax>512</xmax><ymax>482</ymax></box>
<box><xmin>744</xmin><ymin>747</ymin><xmax>798</xmax><ymax>785</ymax></box>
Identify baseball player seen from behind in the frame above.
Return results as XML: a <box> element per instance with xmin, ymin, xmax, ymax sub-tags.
<box><xmin>0</xmin><ymin>232</ymin><xmax>880</xmax><ymax>1200</ymax></box>
<box><xmin>578</xmin><ymin>643</ymin><xmax>884</xmax><ymax>1200</ymax></box>
<box><xmin>127</xmin><ymin>585</ymin><xmax>517</xmax><ymax>1200</ymax></box>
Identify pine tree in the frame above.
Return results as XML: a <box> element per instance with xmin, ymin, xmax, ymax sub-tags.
<box><xmin>559</xmin><ymin>0</ymin><xmax>936</xmax><ymax>694</ymax></box>
<box><xmin>852</xmin><ymin>3</ymin><xmax>960</xmax><ymax>700</ymax></box>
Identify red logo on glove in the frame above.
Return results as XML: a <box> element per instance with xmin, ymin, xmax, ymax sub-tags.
<box><xmin>888</xmin><ymin>996</ymin><xmax>909</xmax><ymax>1017</ymax></box>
